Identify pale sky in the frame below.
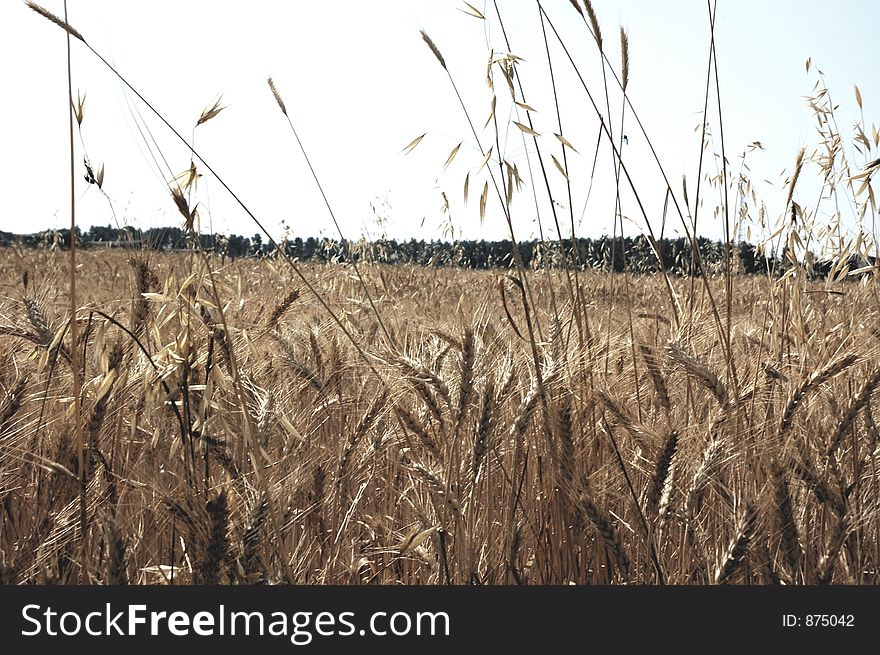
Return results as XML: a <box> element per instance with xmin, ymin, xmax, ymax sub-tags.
<box><xmin>2</xmin><ymin>0</ymin><xmax>878</xmax><ymax>245</ymax></box>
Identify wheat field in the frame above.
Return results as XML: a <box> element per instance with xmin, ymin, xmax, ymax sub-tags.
<box><xmin>5</xmin><ymin>1</ymin><xmax>880</xmax><ymax>586</ymax></box>
<box><xmin>0</xmin><ymin>246</ymin><xmax>878</xmax><ymax>585</ymax></box>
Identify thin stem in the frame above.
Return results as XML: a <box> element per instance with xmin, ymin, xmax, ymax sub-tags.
<box><xmin>276</xmin><ymin>108</ymin><xmax>394</xmax><ymax>347</ymax></box>
<box><xmin>707</xmin><ymin>0</ymin><xmax>739</xmax><ymax>395</ymax></box>
<box><xmin>63</xmin><ymin>0</ymin><xmax>86</xmax><ymax>542</ymax></box>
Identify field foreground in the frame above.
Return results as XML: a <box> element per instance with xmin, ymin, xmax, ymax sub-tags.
<box><xmin>1</xmin><ymin>248</ymin><xmax>879</xmax><ymax>585</ymax></box>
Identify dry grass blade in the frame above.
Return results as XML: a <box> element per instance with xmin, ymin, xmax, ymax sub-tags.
<box><xmin>444</xmin><ymin>142</ymin><xmax>463</xmax><ymax>170</ymax></box>
<box><xmin>459</xmin><ymin>2</ymin><xmax>485</xmax><ymax>20</ymax></box>
<box><xmin>402</xmin><ymin>133</ymin><xmax>426</xmax><ymax>155</ymax></box>
<box><xmin>513</xmin><ymin>121</ymin><xmax>541</xmax><ymax>137</ymax></box>
<box><xmin>398</xmin><ymin>524</ymin><xmax>437</xmax><ymax>555</ymax></box>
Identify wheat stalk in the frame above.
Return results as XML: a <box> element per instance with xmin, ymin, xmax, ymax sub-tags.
<box><xmin>265</xmin><ymin>289</ymin><xmax>301</xmax><ymax>330</ymax></box>
<box><xmin>816</xmin><ymin>515</ymin><xmax>850</xmax><ymax>584</ymax></box>
<box><xmin>647</xmin><ymin>430</ymin><xmax>678</xmax><ymax>517</ymax></box>
<box><xmin>576</xmin><ymin>492</ymin><xmax>630</xmax><ymax>576</ymax></box>
<box><xmin>0</xmin><ymin>375</ymin><xmax>28</xmax><ymax>435</ymax></box>
<box><xmin>240</xmin><ymin>491</ymin><xmax>268</xmax><ymax>584</ymax></box>
<box><xmin>596</xmin><ymin>389</ymin><xmax>652</xmax><ymax>452</ymax></box>
<box><xmin>714</xmin><ymin>504</ymin><xmax>758</xmax><ymax>584</ymax></box>
<box><xmin>396</xmin><ymin>405</ymin><xmax>441</xmax><ymax>459</ymax></box>
<box><xmin>472</xmin><ymin>379</ymin><xmax>495</xmax><ymax>480</ymax></box>
<box><xmin>666</xmin><ymin>341</ymin><xmax>729</xmax><ymax>410</ymax></box>
<box><xmin>196</xmin><ymin>491</ymin><xmax>231</xmax><ymax>585</ymax></box>
<box><xmin>827</xmin><ymin>366</ymin><xmax>880</xmax><ymax>458</ymax></box>
<box><xmin>778</xmin><ymin>353</ymin><xmax>858</xmax><ymax>442</ymax></box>
<box><xmin>771</xmin><ymin>462</ymin><xmax>802</xmax><ymax>580</ymax></box>
<box><xmin>639</xmin><ymin>344</ymin><xmax>670</xmax><ymax>413</ymax></box>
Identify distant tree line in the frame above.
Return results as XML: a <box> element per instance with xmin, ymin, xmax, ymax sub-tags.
<box><xmin>0</xmin><ymin>224</ymin><xmax>872</xmax><ymax>278</ymax></box>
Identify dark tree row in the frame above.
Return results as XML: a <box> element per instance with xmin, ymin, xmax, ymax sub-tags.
<box><xmin>0</xmin><ymin>225</ymin><xmax>871</xmax><ymax>278</ymax></box>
